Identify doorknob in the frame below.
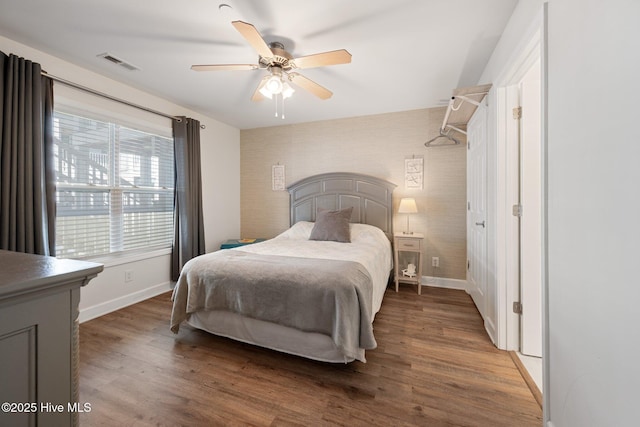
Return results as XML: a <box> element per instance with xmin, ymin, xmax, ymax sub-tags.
<box><xmin>475</xmin><ymin>221</ymin><xmax>486</xmax><ymax>228</ymax></box>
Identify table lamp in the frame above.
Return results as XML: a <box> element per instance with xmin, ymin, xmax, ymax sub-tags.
<box><xmin>398</xmin><ymin>198</ymin><xmax>418</xmax><ymax>234</ymax></box>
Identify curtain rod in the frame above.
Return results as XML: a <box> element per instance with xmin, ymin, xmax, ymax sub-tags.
<box><xmin>42</xmin><ymin>72</ymin><xmax>206</xmax><ymax>129</ymax></box>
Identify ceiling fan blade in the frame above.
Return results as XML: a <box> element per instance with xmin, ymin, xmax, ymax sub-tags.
<box><xmin>191</xmin><ymin>64</ymin><xmax>259</xmax><ymax>71</ymax></box>
<box><xmin>231</xmin><ymin>20</ymin><xmax>273</xmax><ymax>59</ymax></box>
<box><xmin>289</xmin><ymin>73</ymin><xmax>333</xmax><ymax>100</ymax></box>
<box><xmin>292</xmin><ymin>49</ymin><xmax>352</xmax><ymax>69</ymax></box>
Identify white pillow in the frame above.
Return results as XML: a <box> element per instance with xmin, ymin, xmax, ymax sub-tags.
<box><xmin>275</xmin><ymin>221</ymin><xmax>314</xmax><ymax>240</ymax></box>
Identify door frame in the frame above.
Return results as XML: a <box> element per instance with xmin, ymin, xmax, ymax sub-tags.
<box><xmin>518</xmin><ymin>57</ymin><xmax>543</xmax><ymax>357</ymax></box>
<box><xmin>493</xmin><ymin>28</ymin><xmax>542</xmax><ymax>351</ymax></box>
<box><xmin>483</xmin><ymin>5</ymin><xmax>548</xmax><ymax>420</ymax></box>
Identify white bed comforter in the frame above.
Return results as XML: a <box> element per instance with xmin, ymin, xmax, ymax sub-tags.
<box><xmin>232</xmin><ymin>221</ymin><xmax>393</xmax><ymax>316</ymax></box>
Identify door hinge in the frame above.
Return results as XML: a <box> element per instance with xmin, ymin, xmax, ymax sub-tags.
<box><xmin>467</xmin><ymin>140</ymin><xmax>471</xmax><ymax>150</ymax></box>
<box><xmin>513</xmin><ymin>301</ymin><xmax>523</xmax><ymax>314</ymax></box>
<box><xmin>513</xmin><ymin>106</ymin><xmax>522</xmax><ymax>120</ymax></box>
<box><xmin>512</xmin><ymin>204</ymin><xmax>523</xmax><ymax>217</ymax></box>
<box><xmin>467</xmin><ymin>201</ymin><xmax>471</xmax><ymax>211</ymax></box>
<box><xmin>467</xmin><ymin>259</ymin><xmax>470</xmax><ymax>270</ymax></box>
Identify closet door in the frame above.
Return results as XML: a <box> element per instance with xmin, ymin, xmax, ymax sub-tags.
<box><xmin>467</xmin><ymin>106</ymin><xmax>488</xmax><ymax>320</ymax></box>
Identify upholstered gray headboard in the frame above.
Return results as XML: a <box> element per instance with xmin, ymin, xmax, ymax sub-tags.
<box><xmin>287</xmin><ymin>172</ymin><xmax>397</xmax><ymax>239</ymax></box>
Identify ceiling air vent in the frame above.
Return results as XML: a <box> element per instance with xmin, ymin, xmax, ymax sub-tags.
<box><xmin>97</xmin><ymin>52</ymin><xmax>140</xmax><ymax>71</ymax></box>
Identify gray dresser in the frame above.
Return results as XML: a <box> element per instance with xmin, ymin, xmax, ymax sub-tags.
<box><xmin>0</xmin><ymin>250</ymin><xmax>103</xmax><ymax>427</ymax></box>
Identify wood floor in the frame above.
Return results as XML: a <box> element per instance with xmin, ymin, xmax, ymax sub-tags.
<box><xmin>79</xmin><ymin>286</ymin><xmax>542</xmax><ymax>426</ymax></box>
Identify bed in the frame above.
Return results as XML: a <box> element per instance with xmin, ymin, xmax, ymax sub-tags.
<box><xmin>170</xmin><ymin>172</ymin><xmax>396</xmax><ymax>363</ymax></box>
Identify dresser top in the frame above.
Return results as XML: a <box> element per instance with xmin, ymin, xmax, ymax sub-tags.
<box><xmin>0</xmin><ymin>250</ymin><xmax>103</xmax><ymax>300</ymax></box>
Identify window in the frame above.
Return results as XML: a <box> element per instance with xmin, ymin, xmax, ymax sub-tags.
<box><xmin>53</xmin><ymin>110</ymin><xmax>174</xmax><ymax>259</ymax></box>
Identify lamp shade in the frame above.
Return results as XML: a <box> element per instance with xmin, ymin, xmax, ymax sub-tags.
<box><xmin>398</xmin><ymin>198</ymin><xmax>418</xmax><ymax>214</ymax></box>
<box><xmin>281</xmin><ymin>82</ymin><xmax>295</xmax><ymax>99</ymax></box>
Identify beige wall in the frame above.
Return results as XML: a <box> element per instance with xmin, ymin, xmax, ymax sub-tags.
<box><xmin>240</xmin><ymin>108</ymin><xmax>467</xmax><ymax>280</ymax></box>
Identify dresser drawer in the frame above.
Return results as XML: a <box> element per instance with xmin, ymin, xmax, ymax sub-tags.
<box><xmin>396</xmin><ymin>238</ymin><xmax>422</xmax><ymax>251</ymax></box>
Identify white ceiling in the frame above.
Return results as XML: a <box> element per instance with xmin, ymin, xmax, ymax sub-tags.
<box><xmin>0</xmin><ymin>0</ymin><xmax>518</xmax><ymax>129</ymax></box>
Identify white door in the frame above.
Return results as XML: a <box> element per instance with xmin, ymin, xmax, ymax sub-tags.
<box><xmin>467</xmin><ymin>106</ymin><xmax>488</xmax><ymax>319</ymax></box>
<box><xmin>519</xmin><ymin>59</ymin><xmax>543</xmax><ymax>357</ymax></box>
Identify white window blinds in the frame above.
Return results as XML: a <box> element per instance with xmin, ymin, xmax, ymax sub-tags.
<box><xmin>53</xmin><ymin>110</ymin><xmax>174</xmax><ymax>259</ymax></box>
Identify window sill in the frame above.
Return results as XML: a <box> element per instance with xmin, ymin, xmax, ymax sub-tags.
<box><xmin>83</xmin><ymin>247</ymin><xmax>172</xmax><ymax>268</ymax></box>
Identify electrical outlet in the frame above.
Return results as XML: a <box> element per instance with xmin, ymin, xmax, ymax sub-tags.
<box><xmin>432</xmin><ymin>257</ymin><xmax>439</xmax><ymax>267</ymax></box>
<box><xmin>125</xmin><ymin>270</ymin><xmax>133</xmax><ymax>282</ymax></box>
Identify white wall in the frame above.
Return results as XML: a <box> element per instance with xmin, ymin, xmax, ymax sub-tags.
<box><xmin>478</xmin><ymin>0</ymin><xmax>546</xmax><ymax>86</ymax></box>
<box><xmin>0</xmin><ymin>35</ymin><xmax>241</xmax><ymax>321</ymax></box>
<box><xmin>546</xmin><ymin>1</ymin><xmax>640</xmax><ymax>425</ymax></box>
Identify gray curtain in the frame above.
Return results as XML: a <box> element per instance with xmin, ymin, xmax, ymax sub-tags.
<box><xmin>172</xmin><ymin>117</ymin><xmax>205</xmax><ymax>281</ymax></box>
<box><xmin>0</xmin><ymin>51</ymin><xmax>55</xmax><ymax>256</ymax></box>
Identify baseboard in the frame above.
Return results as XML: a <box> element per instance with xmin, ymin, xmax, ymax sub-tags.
<box><xmin>422</xmin><ymin>276</ymin><xmax>467</xmax><ymax>291</ymax></box>
<box><xmin>79</xmin><ymin>281</ymin><xmax>172</xmax><ymax>323</ymax></box>
<box><xmin>510</xmin><ymin>351</ymin><xmax>543</xmax><ymax>409</ymax></box>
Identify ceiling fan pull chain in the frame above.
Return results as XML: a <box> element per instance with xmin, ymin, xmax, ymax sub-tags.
<box><xmin>274</xmin><ymin>94</ymin><xmax>278</xmax><ymax>118</ymax></box>
<box><xmin>282</xmin><ymin>95</ymin><xmax>286</xmax><ymax>119</ymax></box>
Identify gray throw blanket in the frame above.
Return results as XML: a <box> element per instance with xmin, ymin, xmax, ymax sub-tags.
<box><xmin>171</xmin><ymin>250</ymin><xmax>376</xmax><ymax>360</ymax></box>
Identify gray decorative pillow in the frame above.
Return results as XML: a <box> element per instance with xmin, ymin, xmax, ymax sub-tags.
<box><xmin>309</xmin><ymin>207</ymin><xmax>354</xmax><ymax>243</ymax></box>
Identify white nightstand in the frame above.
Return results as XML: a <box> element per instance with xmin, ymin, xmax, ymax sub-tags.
<box><xmin>393</xmin><ymin>232</ymin><xmax>424</xmax><ymax>295</ymax></box>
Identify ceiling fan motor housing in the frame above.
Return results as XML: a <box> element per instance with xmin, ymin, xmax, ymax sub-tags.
<box><xmin>261</xmin><ymin>42</ymin><xmax>294</xmax><ymax>70</ymax></box>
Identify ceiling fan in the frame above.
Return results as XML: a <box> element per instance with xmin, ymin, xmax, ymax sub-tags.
<box><xmin>191</xmin><ymin>21</ymin><xmax>352</xmax><ymax>102</ymax></box>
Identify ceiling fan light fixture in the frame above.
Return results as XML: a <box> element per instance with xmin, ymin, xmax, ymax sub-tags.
<box><xmin>281</xmin><ymin>82</ymin><xmax>295</xmax><ymax>99</ymax></box>
<box><xmin>259</xmin><ymin>85</ymin><xmax>273</xmax><ymax>99</ymax></box>
<box><xmin>265</xmin><ymin>75</ymin><xmax>283</xmax><ymax>94</ymax></box>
